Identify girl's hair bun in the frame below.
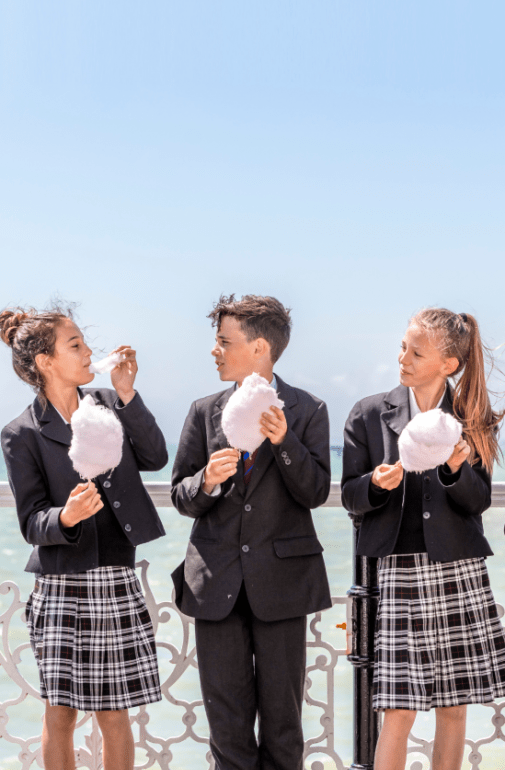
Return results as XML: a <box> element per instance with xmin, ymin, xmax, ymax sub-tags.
<box><xmin>0</xmin><ymin>301</ymin><xmax>75</xmax><ymax>406</ymax></box>
<box><xmin>0</xmin><ymin>308</ymin><xmax>31</xmax><ymax>347</ymax></box>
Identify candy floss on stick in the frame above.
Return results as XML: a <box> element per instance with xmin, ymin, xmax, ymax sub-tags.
<box><xmin>222</xmin><ymin>372</ymin><xmax>284</xmax><ymax>454</ymax></box>
<box><xmin>89</xmin><ymin>351</ymin><xmax>123</xmax><ymax>375</ymax></box>
<box><xmin>69</xmin><ymin>395</ymin><xmax>124</xmax><ymax>480</ymax></box>
<box><xmin>398</xmin><ymin>408</ymin><xmax>462</xmax><ymax>473</ymax></box>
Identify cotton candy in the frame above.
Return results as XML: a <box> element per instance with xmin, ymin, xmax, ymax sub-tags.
<box><xmin>89</xmin><ymin>351</ymin><xmax>123</xmax><ymax>375</ymax></box>
<box><xmin>221</xmin><ymin>372</ymin><xmax>284</xmax><ymax>454</ymax></box>
<box><xmin>69</xmin><ymin>395</ymin><xmax>124</xmax><ymax>479</ymax></box>
<box><xmin>399</xmin><ymin>408</ymin><xmax>462</xmax><ymax>473</ymax></box>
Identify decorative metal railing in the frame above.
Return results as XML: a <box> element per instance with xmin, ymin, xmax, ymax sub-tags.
<box><xmin>1</xmin><ymin>481</ymin><xmax>504</xmax><ymax>770</ymax></box>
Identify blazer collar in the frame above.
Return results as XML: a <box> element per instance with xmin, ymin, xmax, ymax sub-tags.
<box><xmin>381</xmin><ymin>382</ymin><xmax>453</xmax><ymax>436</ymax></box>
<box><xmin>32</xmin><ymin>387</ymin><xmax>85</xmax><ymax>447</ymax></box>
<box><xmin>440</xmin><ymin>385</ymin><xmax>454</xmax><ymax>414</ymax></box>
<box><xmin>273</xmin><ymin>374</ymin><xmax>298</xmax><ymax>411</ymax></box>
<box><xmin>211</xmin><ymin>385</ymin><xmax>236</xmax><ymax>448</ymax></box>
<box><xmin>244</xmin><ymin>373</ymin><xmax>297</xmax><ymax>499</ymax></box>
<box><xmin>381</xmin><ymin>384</ymin><xmax>410</xmax><ymax>436</ymax></box>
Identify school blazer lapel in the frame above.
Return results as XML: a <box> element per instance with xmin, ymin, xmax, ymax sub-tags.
<box><xmin>244</xmin><ymin>374</ymin><xmax>297</xmax><ymax>500</ymax></box>
<box><xmin>211</xmin><ymin>385</ymin><xmax>247</xmax><ymax>496</ymax></box>
<box><xmin>380</xmin><ymin>384</ymin><xmax>410</xmax><ymax>463</ymax></box>
<box><xmin>33</xmin><ymin>396</ymin><xmax>73</xmax><ymax>446</ymax></box>
<box><xmin>379</xmin><ymin>383</ymin><xmax>454</xmax><ymax>464</ymax></box>
<box><xmin>211</xmin><ymin>386</ymin><xmax>234</xmax><ymax>450</ymax></box>
<box><xmin>33</xmin><ymin>387</ymin><xmax>99</xmax><ymax>447</ymax></box>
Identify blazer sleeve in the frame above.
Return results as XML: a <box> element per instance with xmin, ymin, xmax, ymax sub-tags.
<box><xmin>114</xmin><ymin>391</ymin><xmax>168</xmax><ymax>471</ymax></box>
<box><xmin>438</xmin><ymin>459</ymin><xmax>491</xmax><ymax>515</ymax></box>
<box><xmin>270</xmin><ymin>400</ymin><xmax>331</xmax><ymax>509</ymax></box>
<box><xmin>1</xmin><ymin>426</ymin><xmax>82</xmax><ymax>547</ymax></box>
<box><xmin>171</xmin><ymin>401</ymin><xmax>220</xmax><ymax>518</ymax></box>
<box><xmin>341</xmin><ymin>399</ymin><xmax>391</xmax><ymax>515</ymax></box>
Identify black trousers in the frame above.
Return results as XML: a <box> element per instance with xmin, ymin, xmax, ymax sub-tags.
<box><xmin>195</xmin><ymin>583</ymin><xmax>307</xmax><ymax>770</ymax></box>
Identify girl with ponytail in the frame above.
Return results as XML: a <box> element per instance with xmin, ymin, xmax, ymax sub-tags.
<box><xmin>341</xmin><ymin>308</ymin><xmax>505</xmax><ymax>770</ymax></box>
<box><xmin>0</xmin><ymin>305</ymin><xmax>168</xmax><ymax>770</ymax></box>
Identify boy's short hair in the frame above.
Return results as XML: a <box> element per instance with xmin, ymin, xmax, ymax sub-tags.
<box><xmin>208</xmin><ymin>294</ymin><xmax>292</xmax><ymax>363</ymax></box>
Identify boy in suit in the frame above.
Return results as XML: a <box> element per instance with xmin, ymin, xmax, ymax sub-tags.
<box><xmin>171</xmin><ymin>294</ymin><xmax>332</xmax><ymax>770</ymax></box>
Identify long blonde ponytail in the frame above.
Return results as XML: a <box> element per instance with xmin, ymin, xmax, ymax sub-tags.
<box><xmin>410</xmin><ymin>308</ymin><xmax>503</xmax><ymax>473</ymax></box>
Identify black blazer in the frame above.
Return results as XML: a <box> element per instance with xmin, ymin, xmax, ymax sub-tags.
<box><xmin>341</xmin><ymin>384</ymin><xmax>493</xmax><ymax>562</ymax></box>
<box><xmin>171</xmin><ymin>375</ymin><xmax>332</xmax><ymax>622</ymax></box>
<box><xmin>1</xmin><ymin>388</ymin><xmax>168</xmax><ymax>574</ymax></box>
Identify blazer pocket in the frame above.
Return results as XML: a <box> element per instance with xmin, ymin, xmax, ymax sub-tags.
<box><xmin>190</xmin><ymin>537</ymin><xmax>218</xmax><ymax>544</ymax></box>
<box><xmin>273</xmin><ymin>535</ymin><xmax>324</xmax><ymax>558</ymax></box>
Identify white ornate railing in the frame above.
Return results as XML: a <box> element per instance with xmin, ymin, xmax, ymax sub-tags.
<box><xmin>0</xmin><ymin>561</ymin><xmax>353</xmax><ymax>770</ymax></box>
<box><xmin>1</xmin><ymin>481</ymin><xmax>505</xmax><ymax>769</ymax></box>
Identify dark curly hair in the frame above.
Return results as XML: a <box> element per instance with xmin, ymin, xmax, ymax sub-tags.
<box><xmin>0</xmin><ymin>302</ymin><xmax>75</xmax><ymax>406</ymax></box>
<box><xmin>208</xmin><ymin>294</ymin><xmax>292</xmax><ymax>363</ymax></box>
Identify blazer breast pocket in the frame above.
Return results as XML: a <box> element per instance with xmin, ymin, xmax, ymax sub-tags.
<box><xmin>273</xmin><ymin>535</ymin><xmax>324</xmax><ymax>558</ymax></box>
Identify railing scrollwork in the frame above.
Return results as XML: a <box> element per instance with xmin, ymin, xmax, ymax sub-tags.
<box><xmin>1</xmin><ymin>481</ymin><xmax>504</xmax><ymax>769</ymax></box>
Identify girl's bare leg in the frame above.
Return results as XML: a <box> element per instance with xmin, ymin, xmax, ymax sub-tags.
<box><xmin>432</xmin><ymin>705</ymin><xmax>467</xmax><ymax>770</ymax></box>
<box><xmin>42</xmin><ymin>703</ymin><xmax>78</xmax><ymax>770</ymax></box>
<box><xmin>374</xmin><ymin>708</ymin><xmax>417</xmax><ymax>770</ymax></box>
<box><xmin>95</xmin><ymin>709</ymin><xmax>135</xmax><ymax>770</ymax></box>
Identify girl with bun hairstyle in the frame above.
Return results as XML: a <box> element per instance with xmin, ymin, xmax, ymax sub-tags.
<box><xmin>0</xmin><ymin>305</ymin><xmax>168</xmax><ymax>770</ymax></box>
<box><xmin>341</xmin><ymin>309</ymin><xmax>505</xmax><ymax>770</ymax></box>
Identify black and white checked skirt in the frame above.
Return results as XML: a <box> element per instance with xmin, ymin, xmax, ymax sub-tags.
<box><xmin>25</xmin><ymin>566</ymin><xmax>162</xmax><ymax>711</ymax></box>
<box><xmin>374</xmin><ymin>553</ymin><xmax>505</xmax><ymax>711</ymax></box>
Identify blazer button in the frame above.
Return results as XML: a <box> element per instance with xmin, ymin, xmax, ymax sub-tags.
<box><xmin>424</xmin><ymin>476</ymin><xmax>430</xmax><ymax>483</ymax></box>
<box><xmin>125</xmin><ymin>523</ymin><xmax>132</xmax><ymax>532</ymax></box>
<box><xmin>424</xmin><ymin>493</ymin><xmax>432</xmax><ymax>501</ymax></box>
<box><xmin>285</xmin><ymin>459</ymin><xmax>292</xmax><ymax>465</ymax></box>
<box><xmin>113</xmin><ymin>501</ymin><xmax>121</xmax><ymax>509</ymax></box>
<box><xmin>281</xmin><ymin>451</ymin><xmax>288</xmax><ymax>458</ymax></box>
<box><xmin>103</xmin><ymin>480</ymin><xmax>111</xmax><ymax>489</ymax></box>
<box><xmin>242</xmin><ymin>545</ymin><xmax>250</xmax><ymax>553</ymax></box>
<box><xmin>423</xmin><ymin>512</ymin><xmax>431</xmax><ymax>519</ymax></box>
<box><xmin>244</xmin><ymin>504</ymin><xmax>252</xmax><ymax>512</ymax></box>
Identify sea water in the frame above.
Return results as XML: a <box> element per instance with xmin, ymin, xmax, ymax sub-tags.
<box><xmin>1</xmin><ymin>448</ymin><xmax>504</xmax><ymax>769</ymax></box>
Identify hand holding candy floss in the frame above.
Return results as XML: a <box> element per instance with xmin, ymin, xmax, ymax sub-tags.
<box><xmin>372</xmin><ymin>409</ymin><xmax>467</xmax><ymax>491</ymax></box>
<box><xmin>60</xmin><ymin>347</ymin><xmax>135</xmax><ymax>528</ymax></box>
<box><xmin>399</xmin><ymin>408</ymin><xmax>464</xmax><ymax>472</ymax></box>
<box><xmin>222</xmin><ymin>373</ymin><xmax>285</xmax><ymax>454</ymax></box>
<box><xmin>90</xmin><ymin>345</ymin><xmax>138</xmax><ymax>406</ymax></box>
<box><xmin>203</xmin><ymin>373</ymin><xmax>285</xmax><ymax>493</ymax></box>
<box><xmin>89</xmin><ymin>351</ymin><xmax>124</xmax><ymax>374</ymax></box>
<box><xmin>61</xmin><ymin>398</ymin><xmax>124</xmax><ymax>528</ymax></box>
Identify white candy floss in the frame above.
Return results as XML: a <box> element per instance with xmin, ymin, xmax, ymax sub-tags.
<box><xmin>89</xmin><ymin>351</ymin><xmax>123</xmax><ymax>375</ymax></box>
<box><xmin>69</xmin><ymin>395</ymin><xmax>124</xmax><ymax>479</ymax></box>
<box><xmin>222</xmin><ymin>372</ymin><xmax>284</xmax><ymax>454</ymax></box>
<box><xmin>399</xmin><ymin>408</ymin><xmax>462</xmax><ymax>473</ymax></box>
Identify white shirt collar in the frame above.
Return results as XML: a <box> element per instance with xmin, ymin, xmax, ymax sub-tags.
<box><xmin>409</xmin><ymin>386</ymin><xmax>446</xmax><ymax>418</ymax></box>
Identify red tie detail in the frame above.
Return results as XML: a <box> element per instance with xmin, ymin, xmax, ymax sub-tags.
<box><xmin>243</xmin><ymin>449</ymin><xmax>258</xmax><ymax>486</ymax></box>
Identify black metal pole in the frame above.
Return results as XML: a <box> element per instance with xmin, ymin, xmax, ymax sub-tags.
<box><xmin>347</xmin><ymin>513</ymin><xmax>380</xmax><ymax>770</ymax></box>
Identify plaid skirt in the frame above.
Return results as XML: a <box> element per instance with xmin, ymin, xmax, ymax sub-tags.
<box><xmin>374</xmin><ymin>553</ymin><xmax>505</xmax><ymax>711</ymax></box>
<box><xmin>25</xmin><ymin>566</ymin><xmax>162</xmax><ymax>711</ymax></box>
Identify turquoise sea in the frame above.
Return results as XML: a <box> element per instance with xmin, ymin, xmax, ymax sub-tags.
<box><xmin>1</xmin><ymin>447</ymin><xmax>504</xmax><ymax>769</ymax></box>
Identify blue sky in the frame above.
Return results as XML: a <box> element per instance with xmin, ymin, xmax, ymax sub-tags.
<box><xmin>1</xmin><ymin>1</ymin><xmax>504</xmax><ymax>441</ymax></box>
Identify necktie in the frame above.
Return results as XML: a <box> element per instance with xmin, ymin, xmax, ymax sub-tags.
<box><xmin>243</xmin><ymin>449</ymin><xmax>258</xmax><ymax>486</ymax></box>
